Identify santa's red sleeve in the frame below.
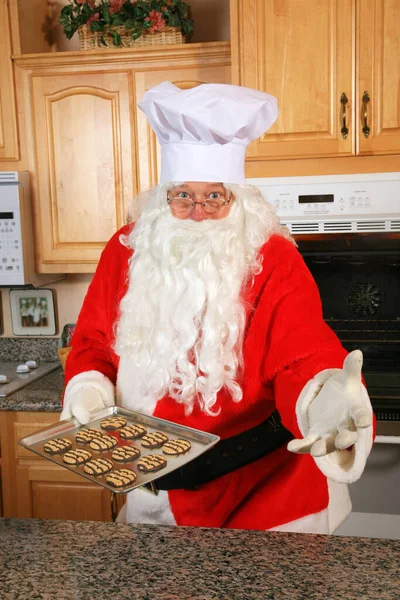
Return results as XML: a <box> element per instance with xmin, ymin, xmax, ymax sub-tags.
<box><xmin>62</xmin><ymin>225</ymin><xmax>132</xmax><ymax>408</ymax></box>
<box><xmin>260</xmin><ymin>235</ymin><xmax>374</xmax><ymax>483</ymax></box>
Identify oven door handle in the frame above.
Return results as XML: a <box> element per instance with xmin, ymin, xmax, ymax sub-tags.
<box><xmin>375</xmin><ymin>435</ymin><xmax>400</xmax><ymax>445</ymax></box>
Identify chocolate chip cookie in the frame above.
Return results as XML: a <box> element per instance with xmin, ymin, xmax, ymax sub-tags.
<box><xmin>75</xmin><ymin>428</ymin><xmax>102</xmax><ymax>444</ymax></box>
<box><xmin>162</xmin><ymin>439</ymin><xmax>191</xmax><ymax>456</ymax></box>
<box><xmin>100</xmin><ymin>416</ymin><xmax>127</xmax><ymax>431</ymax></box>
<box><xmin>141</xmin><ymin>432</ymin><xmax>169</xmax><ymax>449</ymax></box>
<box><xmin>83</xmin><ymin>458</ymin><xmax>113</xmax><ymax>476</ymax></box>
<box><xmin>111</xmin><ymin>446</ymin><xmax>140</xmax><ymax>463</ymax></box>
<box><xmin>137</xmin><ymin>454</ymin><xmax>167</xmax><ymax>473</ymax></box>
<box><xmin>119</xmin><ymin>424</ymin><xmax>147</xmax><ymax>440</ymax></box>
<box><xmin>89</xmin><ymin>435</ymin><xmax>118</xmax><ymax>452</ymax></box>
<box><xmin>106</xmin><ymin>469</ymin><xmax>137</xmax><ymax>488</ymax></box>
<box><xmin>63</xmin><ymin>448</ymin><xmax>92</xmax><ymax>465</ymax></box>
<box><xmin>44</xmin><ymin>438</ymin><xmax>72</xmax><ymax>455</ymax></box>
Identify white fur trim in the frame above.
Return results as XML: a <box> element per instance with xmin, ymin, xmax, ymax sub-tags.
<box><xmin>64</xmin><ymin>370</ymin><xmax>115</xmax><ymax>409</ymax></box>
<box><xmin>327</xmin><ymin>479</ymin><xmax>352</xmax><ymax>532</ymax></box>
<box><xmin>268</xmin><ymin>509</ymin><xmax>330</xmax><ymax>534</ymax></box>
<box><xmin>268</xmin><ymin>479</ymin><xmax>352</xmax><ymax>534</ymax></box>
<box><xmin>118</xmin><ymin>488</ymin><xmax>176</xmax><ymax>526</ymax></box>
<box><xmin>296</xmin><ymin>370</ymin><xmax>374</xmax><ymax>484</ymax></box>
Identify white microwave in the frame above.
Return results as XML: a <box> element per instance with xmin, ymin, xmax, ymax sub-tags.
<box><xmin>248</xmin><ymin>172</ymin><xmax>400</xmax><ymax>235</ymax></box>
<box><xmin>0</xmin><ymin>171</ymin><xmax>56</xmax><ymax>287</ymax></box>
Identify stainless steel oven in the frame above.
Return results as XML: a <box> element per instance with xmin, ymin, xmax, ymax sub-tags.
<box><xmin>249</xmin><ymin>172</ymin><xmax>400</xmax><ymax>433</ymax></box>
<box><xmin>248</xmin><ymin>172</ymin><xmax>400</xmax><ymax>538</ymax></box>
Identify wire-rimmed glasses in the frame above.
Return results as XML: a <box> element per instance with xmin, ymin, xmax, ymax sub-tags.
<box><xmin>167</xmin><ymin>192</ymin><xmax>233</xmax><ymax>215</ymax></box>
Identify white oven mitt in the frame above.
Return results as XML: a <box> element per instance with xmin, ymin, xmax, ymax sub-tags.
<box><xmin>60</xmin><ymin>370</ymin><xmax>116</xmax><ymax>424</ymax></box>
<box><xmin>60</xmin><ymin>388</ymin><xmax>108</xmax><ymax>424</ymax></box>
<box><xmin>287</xmin><ymin>350</ymin><xmax>374</xmax><ymax>483</ymax></box>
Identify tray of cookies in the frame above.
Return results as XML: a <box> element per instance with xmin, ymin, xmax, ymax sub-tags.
<box><xmin>17</xmin><ymin>406</ymin><xmax>220</xmax><ymax>494</ymax></box>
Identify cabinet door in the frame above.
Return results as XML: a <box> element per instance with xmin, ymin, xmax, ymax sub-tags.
<box><xmin>357</xmin><ymin>0</ymin><xmax>400</xmax><ymax>155</ymax></box>
<box><xmin>2</xmin><ymin>412</ymin><xmax>113</xmax><ymax>521</ymax></box>
<box><xmin>134</xmin><ymin>64</ymin><xmax>231</xmax><ymax>194</ymax></box>
<box><xmin>231</xmin><ymin>0</ymin><xmax>354</xmax><ymax>160</ymax></box>
<box><xmin>31</xmin><ymin>72</ymin><xmax>135</xmax><ymax>272</ymax></box>
<box><xmin>0</xmin><ymin>0</ymin><xmax>19</xmax><ymax>160</ymax></box>
<box><xmin>16</xmin><ymin>462</ymin><xmax>112</xmax><ymax>521</ymax></box>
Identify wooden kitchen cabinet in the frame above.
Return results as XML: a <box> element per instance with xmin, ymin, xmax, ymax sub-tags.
<box><xmin>0</xmin><ymin>411</ymin><xmax>115</xmax><ymax>521</ymax></box>
<box><xmin>13</xmin><ymin>42</ymin><xmax>230</xmax><ymax>273</ymax></box>
<box><xmin>30</xmin><ymin>70</ymin><xmax>134</xmax><ymax>269</ymax></box>
<box><xmin>357</xmin><ymin>0</ymin><xmax>400</xmax><ymax>155</ymax></box>
<box><xmin>231</xmin><ymin>0</ymin><xmax>400</xmax><ymax>162</ymax></box>
<box><xmin>0</xmin><ymin>0</ymin><xmax>19</xmax><ymax>161</ymax></box>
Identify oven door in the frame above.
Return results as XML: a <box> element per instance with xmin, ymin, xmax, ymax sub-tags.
<box><xmin>335</xmin><ymin>436</ymin><xmax>400</xmax><ymax>540</ymax></box>
<box><xmin>301</xmin><ymin>243</ymin><xmax>400</xmax><ymax>425</ymax></box>
<box><xmin>299</xmin><ymin>236</ymin><xmax>400</xmax><ymax>540</ymax></box>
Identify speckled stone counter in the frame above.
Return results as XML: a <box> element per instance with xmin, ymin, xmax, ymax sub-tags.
<box><xmin>0</xmin><ymin>519</ymin><xmax>398</xmax><ymax>600</ymax></box>
<box><xmin>0</xmin><ymin>338</ymin><xmax>59</xmax><ymax>362</ymax></box>
<box><xmin>0</xmin><ymin>368</ymin><xmax>63</xmax><ymax>412</ymax></box>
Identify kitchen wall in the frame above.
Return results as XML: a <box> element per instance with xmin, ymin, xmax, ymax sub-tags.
<box><xmin>17</xmin><ymin>0</ymin><xmax>230</xmax><ymax>53</ymax></box>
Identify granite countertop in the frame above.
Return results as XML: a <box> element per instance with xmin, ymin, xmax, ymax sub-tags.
<box><xmin>0</xmin><ymin>338</ymin><xmax>64</xmax><ymax>412</ymax></box>
<box><xmin>0</xmin><ymin>368</ymin><xmax>64</xmax><ymax>412</ymax></box>
<box><xmin>0</xmin><ymin>519</ymin><xmax>399</xmax><ymax>600</ymax></box>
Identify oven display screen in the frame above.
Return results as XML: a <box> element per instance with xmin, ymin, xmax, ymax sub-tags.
<box><xmin>298</xmin><ymin>194</ymin><xmax>334</xmax><ymax>204</ymax></box>
<box><xmin>0</xmin><ymin>212</ymin><xmax>14</xmax><ymax>219</ymax></box>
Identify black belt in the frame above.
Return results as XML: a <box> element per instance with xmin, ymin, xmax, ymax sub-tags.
<box><xmin>148</xmin><ymin>410</ymin><xmax>293</xmax><ymax>492</ymax></box>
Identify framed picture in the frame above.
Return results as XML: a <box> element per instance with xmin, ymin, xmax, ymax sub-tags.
<box><xmin>9</xmin><ymin>289</ymin><xmax>57</xmax><ymax>336</ymax></box>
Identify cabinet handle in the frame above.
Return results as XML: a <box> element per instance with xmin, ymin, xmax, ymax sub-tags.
<box><xmin>362</xmin><ymin>91</ymin><xmax>371</xmax><ymax>138</ymax></box>
<box><xmin>340</xmin><ymin>93</ymin><xmax>349</xmax><ymax>139</ymax></box>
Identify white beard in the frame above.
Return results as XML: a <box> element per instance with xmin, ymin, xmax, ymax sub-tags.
<box><xmin>115</xmin><ymin>183</ymin><xmax>287</xmax><ymax>416</ymax></box>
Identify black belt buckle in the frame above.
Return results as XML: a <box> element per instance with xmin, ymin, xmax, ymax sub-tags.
<box><xmin>267</xmin><ymin>412</ymin><xmax>281</xmax><ymax>432</ymax></box>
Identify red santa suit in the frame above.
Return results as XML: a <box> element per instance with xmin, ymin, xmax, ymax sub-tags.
<box><xmin>63</xmin><ymin>82</ymin><xmax>373</xmax><ymax>533</ymax></box>
<box><xmin>64</xmin><ymin>223</ymin><xmax>373</xmax><ymax>532</ymax></box>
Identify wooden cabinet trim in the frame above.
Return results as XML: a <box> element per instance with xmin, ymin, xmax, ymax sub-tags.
<box><xmin>12</xmin><ymin>42</ymin><xmax>231</xmax><ymax>70</ymax></box>
<box><xmin>0</xmin><ymin>0</ymin><xmax>20</xmax><ymax>160</ymax></box>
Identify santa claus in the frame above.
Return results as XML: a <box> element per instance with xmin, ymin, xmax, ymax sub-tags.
<box><xmin>61</xmin><ymin>82</ymin><xmax>374</xmax><ymax>533</ymax></box>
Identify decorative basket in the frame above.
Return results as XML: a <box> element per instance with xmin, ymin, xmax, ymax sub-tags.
<box><xmin>78</xmin><ymin>25</ymin><xmax>185</xmax><ymax>50</ymax></box>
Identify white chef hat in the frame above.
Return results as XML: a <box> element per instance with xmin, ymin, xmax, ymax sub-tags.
<box><xmin>138</xmin><ymin>81</ymin><xmax>278</xmax><ymax>185</ymax></box>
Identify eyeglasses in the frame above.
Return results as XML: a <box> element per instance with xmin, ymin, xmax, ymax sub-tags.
<box><xmin>167</xmin><ymin>192</ymin><xmax>233</xmax><ymax>215</ymax></box>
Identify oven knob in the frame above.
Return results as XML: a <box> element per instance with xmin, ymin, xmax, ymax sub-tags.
<box><xmin>0</xmin><ymin>375</ymin><xmax>9</xmax><ymax>384</ymax></box>
<box><xmin>25</xmin><ymin>360</ymin><xmax>39</xmax><ymax>369</ymax></box>
<box><xmin>16</xmin><ymin>364</ymin><xmax>30</xmax><ymax>374</ymax></box>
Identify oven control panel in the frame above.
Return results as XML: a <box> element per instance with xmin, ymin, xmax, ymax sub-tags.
<box><xmin>0</xmin><ymin>197</ymin><xmax>24</xmax><ymax>284</ymax></box>
<box><xmin>248</xmin><ymin>172</ymin><xmax>400</xmax><ymax>234</ymax></box>
<box><xmin>248</xmin><ymin>173</ymin><xmax>400</xmax><ymax>218</ymax></box>
<box><xmin>0</xmin><ymin>172</ymin><xmax>32</xmax><ymax>286</ymax></box>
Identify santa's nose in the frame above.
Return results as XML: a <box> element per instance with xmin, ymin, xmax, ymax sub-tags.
<box><xmin>189</xmin><ymin>203</ymin><xmax>207</xmax><ymax>221</ymax></box>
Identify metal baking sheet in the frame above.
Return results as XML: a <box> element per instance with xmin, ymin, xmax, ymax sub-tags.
<box><xmin>18</xmin><ymin>406</ymin><xmax>220</xmax><ymax>494</ymax></box>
